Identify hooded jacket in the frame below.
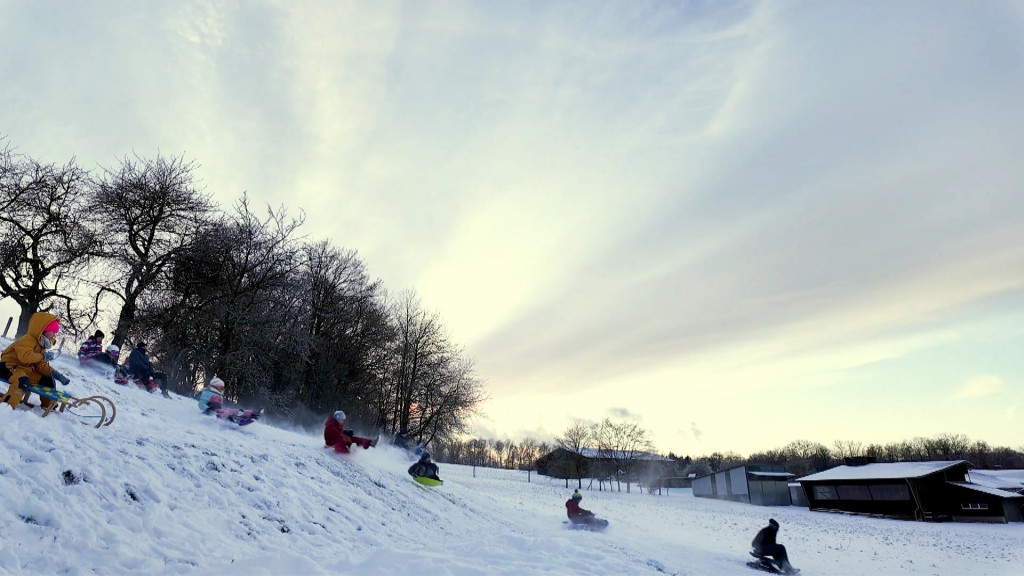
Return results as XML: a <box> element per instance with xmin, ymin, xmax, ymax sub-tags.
<box><xmin>1</xmin><ymin>312</ymin><xmax>58</xmax><ymax>385</ymax></box>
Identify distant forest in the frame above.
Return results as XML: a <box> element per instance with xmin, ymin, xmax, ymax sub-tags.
<box><xmin>0</xmin><ymin>139</ymin><xmax>484</xmax><ymax>445</ymax></box>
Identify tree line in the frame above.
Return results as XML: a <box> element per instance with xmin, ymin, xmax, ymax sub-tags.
<box><xmin>0</xmin><ymin>138</ymin><xmax>485</xmax><ymax>440</ymax></box>
<box><xmin>433</xmin><ymin>426</ymin><xmax>1024</xmax><ymax>488</ymax></box>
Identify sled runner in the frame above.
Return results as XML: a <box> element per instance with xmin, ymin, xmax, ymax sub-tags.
<box><xmin>2</xmin><ymin>383</ymin><xmax>116</xmax><ymax>428</ymax></box>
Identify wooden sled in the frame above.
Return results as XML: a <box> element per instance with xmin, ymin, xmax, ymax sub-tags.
<box><xmin>2</xmin><ymin>383</ymin><xmax>116</xmax><ymax>428</ymax></box>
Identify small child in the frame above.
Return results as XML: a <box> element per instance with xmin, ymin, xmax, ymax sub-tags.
<box><xmin>197</xmin><ymin>376</ymin><xmax>225</xmax><ymax>414</ymax></box>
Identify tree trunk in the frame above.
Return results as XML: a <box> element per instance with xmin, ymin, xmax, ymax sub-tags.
<box><xmin>16</xmin><ymin>304</ymin><xmax>37</xmax><ymax>338</ymax></box>
<box><xmin>112</xmin><ymin>298</ymin><xmax>138</xmax><ymax>349</ymax></box>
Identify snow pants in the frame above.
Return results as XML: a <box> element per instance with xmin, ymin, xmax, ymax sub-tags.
<box><xmin>757</xmin><ymin>544</ymin><xmax>790</xmax><ymax>567</ymax></box>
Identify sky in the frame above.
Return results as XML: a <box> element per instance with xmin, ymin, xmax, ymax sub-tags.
<box><xmin>0</xmin><ymin>359</ymin><xmax>1021</xmax><ymax>576</ymax></box>
<box><xmin>1</xmin><ymin>0</ymin><xmax>1023</xmax><ymax>455</ymax></box>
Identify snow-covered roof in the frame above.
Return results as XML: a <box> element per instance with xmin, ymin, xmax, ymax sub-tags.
<box><xmin>749</xmin><ymin>471</ymin><xmax>795</xmax><ymax>478</ymax></box>
<box><xmin>798</xmin><ymin>461</ymin><xmax>968</xmax><ymax>482</ymax></box>
<box><xmin>968</xmin><ymin>470</ymin><xmax>1024</xmax><ymax>491</ymax></box>
<box><xmin>573</xmin><ymin>448</ymin><xmax>673</xmax><ymax>461</ymax></box>
<box><xmin>947</xmin><ymin>482</ymin><xmax>1024</xmax><ymax>499</ymax></box>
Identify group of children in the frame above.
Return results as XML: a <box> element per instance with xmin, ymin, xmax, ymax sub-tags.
<box><xmin>77</xmin><ymin>329</ymin><xmax>168</xmax><ymax>397</ymax></box>
<box><xmin>2</xmin><ymin>311</ymin><xmax>257</xmax><ymax>425</ymax></box>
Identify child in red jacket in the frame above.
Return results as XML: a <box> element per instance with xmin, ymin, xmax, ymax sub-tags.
<box><xmin>324</xmin><ymin>410</ymin><xmax>377</xmax><ymax>453</ymax></box>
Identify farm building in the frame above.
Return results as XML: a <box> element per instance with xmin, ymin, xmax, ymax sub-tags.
<box><xmin>692</xmin><ymin>465</ymin><xmax>795</xmax><ymax>506</ymax></box>
<box><xmin>535</xmin><ymin>447</ymin><xmax>676</xmax><ymax>487</ymax></box>
<box><xmin>797</xmin><ymin>460</ymin><xmax>1024</xmax><ymax>523</ymax></box>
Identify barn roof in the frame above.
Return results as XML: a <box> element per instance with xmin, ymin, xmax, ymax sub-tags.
<box><xmin>575</xmin><ymin>448</ymin><xmax>672</xmax><ymax>461</ymax></box>
<box><xmin>798</xmin><ymin>461</ymin><xmax>968</xmax><ymax>482</ymax></box>
<box><xmin>749</xmin><ymin>471</ymin><xmax>795</xmax><ymax>479</ymax></box>
<box><xmin>947</xmin><ymin>482</ymin><xmax>1024</xmax><ymax>499</ymax></box>
<box><xmin>969</xmin><ymin>470</ymin><xmax>1024</xmax><ymax>492</ymax></box>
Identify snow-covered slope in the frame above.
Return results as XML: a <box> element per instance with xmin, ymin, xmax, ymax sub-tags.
<box><xmin>0</xmin><ymin>352</ymin><xmax>1020</xmax><ymax>575</ymax></box>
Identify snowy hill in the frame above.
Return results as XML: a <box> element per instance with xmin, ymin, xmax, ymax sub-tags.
<box><xmin>0</xmin><ymin>352</ymin><xmax>1020</xmax><ymax>575</ymax></box>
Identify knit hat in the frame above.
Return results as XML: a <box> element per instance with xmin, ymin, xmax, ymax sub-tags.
<box><xmin>769</xmin><ymin>518</ymin><xmax>779</xmax><ymax>528</ymax></box>
<box><xmin>333</xmin><ymin>410</ymin><xmax>346</xmax><ymax>421</ymax></box>
<box><xmin>44</xmin><ymin>320</ymin><xmax>60</xmax><ymax>335</ymax></box>
<box><xmin>210</xmin><ymin>376</ymin><xmax>225</xmax><ymax>390</ymax></box>
<box><xmin>571</xmin><ymin>490</ymin><xmax>582</xmax><ymax>500</ymax></box>
<box><xmin>420</xmin><ymin>451</ymin><xmax>431</xmax><ymax>461</ymax></box>
<box><xmin>106</xmin><ymin>344</ymin><xmax>119</xmax><ymax>354</ymax></box>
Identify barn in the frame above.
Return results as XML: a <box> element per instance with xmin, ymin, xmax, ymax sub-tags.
<box><xmin>797</xmin><ymin>460</ymin><xmax>1024</xmax><ymax>523</ymax></box>
<box><xmin>692</xmin><ymin>465</ymin><xmax>794</xmax><ymax>506</ymax></box>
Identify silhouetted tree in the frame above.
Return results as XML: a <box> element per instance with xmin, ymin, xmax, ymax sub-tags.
<box><xmin>89</xmin><ymin>153</ymin><xmax>213</xmax><ymax>348</ymax></box>
<box><xmin>0</xmin><ymin>150</ymin><xmax>101</xmax><ymax>336</ymax></box>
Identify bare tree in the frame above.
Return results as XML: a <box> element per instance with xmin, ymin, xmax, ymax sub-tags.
<box><xmin>89</xmin><ymin>153</ymin><xmax>213</xmax><ymax>348</ymax></box>
<box><xmin>833</xmin><ymin>439</ymin><xmax>865</xmax><ymax>461</ymax></box>
<box><xmin>591</xmin><ymin>418</ymin><xmax>655</xmax><ymax>492</ymax></box>
<box><xmin>556</xmin><ymin>421</ymin><xmax>592</xmax><ymax>489</ymax></box>
<box><xmin>0</xmin><ymin>152</ymin><xmax>101</xmax><ymax>336</ymax></box>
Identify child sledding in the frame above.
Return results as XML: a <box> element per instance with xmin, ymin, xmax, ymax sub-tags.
<box><xmin>323</xmin><ymin>410</ymin><xmax>378</xmax><ymax>453</ymax></box>
<box><xmin>564</xmin><ymin>490</ymin><xmax>609</xmax><ymax>530</ymax></box>
<box><xmin>197</xmin><ymin>375</ymin><xmax>262</xmax><ymax>426</ymax></box>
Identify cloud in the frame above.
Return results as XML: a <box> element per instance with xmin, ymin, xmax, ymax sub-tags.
<box><xmin>607</xmin><ymin>407</ymin><xmax>641</xmax><ymax>421</ymax></box>
<box><xmin>954</xmin><ymin>376</ymin><xmax>1004</xmax><ymax>400</ymax></box>
<box><xmin>690</xmin><ymin>422</ymin><xmax>703</xmax><ymax>441</ymax></box>
<box><xmin>1007</xmin><ymin>404</ymin><xmax>1019</xmax><ymax>418</ymax></box>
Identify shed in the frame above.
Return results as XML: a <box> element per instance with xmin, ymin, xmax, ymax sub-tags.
<box><xmin>692</xmin><ymin>465</ymin><xmax>794</xmax><ymax>506</ymax></box>
<box><xmin>797</xmin><ymin>460</ymin><xmax>1023</xmax><ymax>523</ymax></box>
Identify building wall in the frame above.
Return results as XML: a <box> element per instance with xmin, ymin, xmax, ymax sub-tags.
<box><xmin>749</xmin><ymin>479</ymin><xmax>792</xmax><ymax>506</ymax></box>
<box><xmin>789</xmin><ymin>483</ymin><xmax>808</xmax><ymax>507</ymax></box>
<box><xmin>802</xmin><ymin>480</ymin><xmax>918</xmax><ymax>518</ymax></box>
<box><xmin>692</xmin><ymin>474</ymin><xmax>714</xmax><ymax>497</ymax></box>
<box><xmin>730</xmin><ymin>467</ymin><xmax>749</xmax><ymax>496</ymax></box>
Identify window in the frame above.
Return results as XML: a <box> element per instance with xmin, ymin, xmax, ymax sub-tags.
<box><xmin>812</xmin><ymin>485</ymin><xmax>838</xmax><ymax>500</ymax></box>
<box><xmin>836</xmin><ymin>485</ymin><xmax>872</xmax><ymax>500</ymax></box>
<box><xmin>961</xmin><ymin>503</ymin><xmax>988</xmax><ymax>510</ymax></box>
<box><xmin>869</xmin><ymin>484</ymin><xmax>911</xmax><ymax>501</ymax></box>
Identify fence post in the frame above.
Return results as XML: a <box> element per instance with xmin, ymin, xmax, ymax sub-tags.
<box><xmin>2</xmin><ymin>317</ymin><xmax>12</xmax><ymax>338</ymax></box>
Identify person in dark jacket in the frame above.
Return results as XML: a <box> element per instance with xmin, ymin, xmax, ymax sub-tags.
<box><xmin>78</xmin><ymin>330</ymin><xmax>106</xmax><ymax>365</ymax></box>
<box><xmin>408</xmin><ymin>452</ymin><xmax>441</xmax><ymax>481</ymax></box>
<box><xmin>752</xmin><ymin>518</ymin><xmax>798</xmax><ymax>574</ymax></box>
<box><xmin>323</xmin><ymin>410</ymin><xmax>376</xmax><ymax>453</ymax></box>
<box><xmin>126</xmin><ymin>342</ymin><xmax>169</xmax><ymax>398</ymax></box>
